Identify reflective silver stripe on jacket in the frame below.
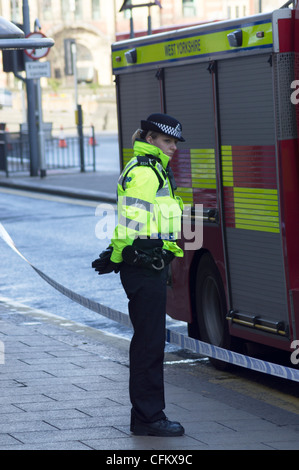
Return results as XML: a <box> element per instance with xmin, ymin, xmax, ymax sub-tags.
<box><xmin>156</xmin><ymin>185</ymin><xmax>170</xmax><ymax>197</ymax></box>
<box><xmin>118</xmin><ymin>159</ymin><xmax>138</xmax><ymax>188</ymax></box>
<box><xmin>118</xmin><ymin>214</ymin><xmax>145</xmax><ymax>232</ymax></box>
<box><xmin>122</xmin><ymin>196</ymin><xmax>153</xmax><ymax>213</ymax></box>
<box><xmin>156</xmin><ymin>178</ymin><xmax>171</xmax><ymax>197</ymax></box>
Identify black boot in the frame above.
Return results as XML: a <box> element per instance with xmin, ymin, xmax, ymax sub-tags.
<box><xmin>131</xmin><ymin>417</ymin><xmax>184</xmax><ymax>436</ymax></box>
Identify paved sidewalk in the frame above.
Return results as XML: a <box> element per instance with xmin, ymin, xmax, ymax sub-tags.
<box><xmin>1</xmin><ymin>298</ymin><xmax>299</xmax><ymax>450</ymax></box>
<box><xmin>0</xmin><ymin>170</ymin><xmax>119</xmax><ymax>203</ymax></box>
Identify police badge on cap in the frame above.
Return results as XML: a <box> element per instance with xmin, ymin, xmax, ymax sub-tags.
<box><xmin>141</xmin><ymin>113</ymin><xmax>185</xmax><ymax>142</ymax></box>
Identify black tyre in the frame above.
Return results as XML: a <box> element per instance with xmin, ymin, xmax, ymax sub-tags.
<box><xmin>195</xmin><ymin>253</ymin><xmax>231</xmax><ymax>369</ymax></box>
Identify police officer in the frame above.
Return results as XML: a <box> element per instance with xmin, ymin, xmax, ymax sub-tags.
<box><xmin>95</xmin><ymin>113</ymin><xmax>185</xmax><ymax>437</ymax></box>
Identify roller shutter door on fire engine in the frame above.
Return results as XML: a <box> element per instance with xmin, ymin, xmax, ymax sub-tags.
<box><xmin>118</xmin><ymin>70</ymin><xmax>162</xmax><ymax>167</ymax></box>
<box><xmin>163</xmin><ymin>62</ymin><xmax>217</xmax><ymax>209</ymax></box>
<box><xmin>217</xmin><ymin>54</ymin><xmax>288</xmax><ymax>325</ymax></box>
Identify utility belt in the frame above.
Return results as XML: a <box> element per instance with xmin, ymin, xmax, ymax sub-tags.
<box><xmin>91</xmin><ymin>241</ymin><xmax>175</xmax><ymax>275</ymax></box>
<box><xmin>122</xmin><ymin>245</ymin><xmax>174</xmax><ymax>271</ymax></box>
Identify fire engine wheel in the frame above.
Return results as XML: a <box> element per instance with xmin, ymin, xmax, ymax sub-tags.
<box><xmin>195</xmin><ymin>253</ymin><xmax>231</xmax><ymax>370</ymax></box>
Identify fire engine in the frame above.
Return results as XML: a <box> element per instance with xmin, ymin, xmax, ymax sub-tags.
<box><xmin>111</xmin><ymin>2</ymin><xmax>299</xmax><ymax>363</ymax></box>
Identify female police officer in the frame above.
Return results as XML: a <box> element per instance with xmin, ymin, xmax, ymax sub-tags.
<box><xmin>95</xmin><ymin>113</ymin><xmax>185</xmax><ymax>436</ymax></box>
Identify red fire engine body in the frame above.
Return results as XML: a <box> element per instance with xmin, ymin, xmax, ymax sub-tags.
<box><xmin>112</xmin><ymin>3</ymin><xmax>299</xmax><ymax>358</ymax></box>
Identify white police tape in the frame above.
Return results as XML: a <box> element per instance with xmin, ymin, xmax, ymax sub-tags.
<box><xmin>1</xmin><ymin>222</ymin><xmax>299</xmax><ymax>382</ymax></box>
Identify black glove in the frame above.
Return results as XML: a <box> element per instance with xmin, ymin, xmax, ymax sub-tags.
<box><xmin>92</xmin><ymin>247</ymin><xmax>121</xmax><ymax>275</ymax></box>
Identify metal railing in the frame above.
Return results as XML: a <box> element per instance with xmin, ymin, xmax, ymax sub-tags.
<box><xmin>0</xmin><ymin>125</ymin><xmax>97</xmax><ymax>176</ymax></box>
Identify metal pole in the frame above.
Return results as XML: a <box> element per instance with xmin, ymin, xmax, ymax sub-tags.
<box><xmin>259</xmin><ymin>0</ymin><xmax>262</xmax><ymax>12</ymax></box>
<box><xmin>130</xmin><ymin>10</ymin><xmax>134</xmax><ymax>38</ymax></box>
<box><xmin>72</xmin><ymin>41</ymin><xmax>78</xmax><ymax>109</ymax></box>
<box><xmin>23</xmin><ymin>0</ymin><xmax>39</xmax><ymax>177</ymax></box>
<box><xmin>36</xmin><ymin>80</ymin><xmax>46</xmax><ymax>177</ymax></box>
<box><xmin>92</xmin><ymin>125</ymin><xmax>96</xmax><ymax>172</ymax></box>
<box><xmin>77</xmin><ymin>104</ymin><xmax>85</xmax><ymax>172</ymax></box>
<box><xmin>72</xmin><ymin>42</ymin><xmax>85</xmax><ymax>172</ymax></box>
<box><xmin>0</xmin><ymin>125</ymin><xmax>8</xmax><ymax>177</ymax></box>
<box><xmin>147</xmin><ymin>6</ymin><xmax>152</xmax><ymax>35</ymax></box>
<box><xmin>34</xmin><ymin>19</ymin><xmax>46</xmax><ymax>178</ymax></box>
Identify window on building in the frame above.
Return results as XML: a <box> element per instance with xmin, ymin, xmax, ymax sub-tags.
<box><xmin>74</xmin><ymin>0</ymin><xmax>83</xmax><ymax>20</ymax></box>
<box><xmin>182</xmin><ymin>0</ymin><xmax>196</xmax><ymax>18</ymax></box>
<box><xmin>61</xmin><ymin>0</ymin><xmax>72</xmax><ymax>21</ymax></box>
<box><xmin>42</xmin><ymin>0</ymin><xmax>53</xmax><ymax>20</ymax></box>
<box><xmin>227</xmin><ymin>4</ymin><xmax>247</xmax><ymax>19</ymax></box>
<box><xmin>10</xmin><ymin>0</ymin><xmax>21</xmax><ymax>23</ymax></box>
<box><xmin>92</xmin><ymin>0</ymin><xmax>101</xmax><ymax>20</ymax></box>
<box><xmin>61</xmin><ymin>0</ymin><xmax>82</xmax><ymax>21</ymax></box>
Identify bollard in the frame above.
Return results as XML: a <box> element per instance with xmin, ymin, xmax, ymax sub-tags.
<box><xmin>58</xmin><ymin>126</ymin><xmax>67</xmax><ymax>148</ymax></box>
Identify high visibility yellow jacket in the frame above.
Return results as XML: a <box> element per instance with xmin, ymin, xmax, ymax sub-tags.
<box><xmin>110</xmin><ymin>140</ymin><xmax>184</xmax><ymax>264</ymax></box>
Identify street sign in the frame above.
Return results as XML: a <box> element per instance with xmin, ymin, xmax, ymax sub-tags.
<box><xmin>25</xmin><ymin>60</ymin><xmax>51</xmax><ymax>79</ymax></box>
<box><xmin>64</xmin><ymin>38</ymin><xmax>76</xmax><ymax>76</ymax></box>
<box><xmin>24</xmin><ymin>32</ymin><xmax>50</xmax><ymax>60</ymax></box>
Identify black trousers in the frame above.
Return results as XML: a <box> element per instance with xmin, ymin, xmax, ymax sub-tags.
<box><xmin>120</xmin><ymin>262</ymin><xmax>169</xmax><ymax>423</ymax></box>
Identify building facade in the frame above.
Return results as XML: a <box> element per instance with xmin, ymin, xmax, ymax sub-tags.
<box><xmin>1</xmin><ymin>0</ymin><xmax>284</xmax><ymax>86</ymax></box>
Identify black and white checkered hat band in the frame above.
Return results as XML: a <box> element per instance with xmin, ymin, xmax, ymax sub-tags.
<box><xmin>151</xmin><ymin>121</ymin><xmax>182</xmax><ymax>139</ymax></box>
